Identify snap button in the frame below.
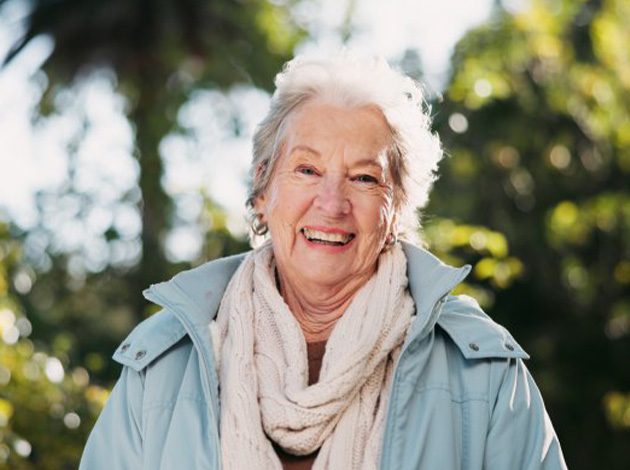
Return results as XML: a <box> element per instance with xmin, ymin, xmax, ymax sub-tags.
<box><xmin>120</xmin><ymin>343</ymin><xmax>130</xmax><ymax>352</ymax></box>
<box><xmin>505</xmin><ymin>343</ymin><xmax>514</xmax><ymax>351</ymax></box>
<box><xmin>468</xmin><ymin>342</ymin><xmax>479</xmax><ymax>352</ymax></box>
<box><xmin>135</xmin><ymin>350</ymin><xmax>147</xmax><ymax>360</ymax></box>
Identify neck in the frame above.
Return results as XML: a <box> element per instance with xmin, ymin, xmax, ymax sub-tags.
<box><xmin>276</xmin><ymin>267</ymin><xmax>375</xmax><ymax>343</ymax></box>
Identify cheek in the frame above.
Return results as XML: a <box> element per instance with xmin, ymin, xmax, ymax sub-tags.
<box><xmin>356</xmin><ymin>193</ymin><xmax>395</xmax><ymax>233</ymax></box>
<box><xmin>263</xmin><ymin>178</ymin><xmax>288</xmax><ymax>214</ymax></box>
<box><xmin>265</xmin><ymin>183</ymin><xmax>310</xmax><ymax>231</ymax></box>
<box><xmin>264</xmin><ymin>189</ymin><xmax>281</xmax><ymax>214</ymax></box>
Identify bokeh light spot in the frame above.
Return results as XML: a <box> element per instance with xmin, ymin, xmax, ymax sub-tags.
<box><xmin>63</xmin><ymin>412</ymin><xmax>81</xmax><ymax>429</ymax></box>
<box><xmin>549</xmin><ymin>145</ymin><xmax>571</xmax><ymax>169</ymax></box>
<box><xmin>448</xmin><ymin>113</ymin><xmax>469</xmax><ymax>133</ymax></box>
<box><xmin>474</xmin><ymin>78</ymin><xmax>492</xmax><ymax>97</ymax></box>
<box><xmin>14</xmin><ymin>439</ymin><xmax>32</xmax><ymax>457</ymax></box>
<box><xmin>45</xmin><ymin>357</ymin><xmax>65</xmax><ymax>383</ymax></box>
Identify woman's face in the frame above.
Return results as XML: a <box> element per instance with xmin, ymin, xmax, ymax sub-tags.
<box><xmin>255</xmin><ymin>100</ymin><xmax>397</xmax><ymax>289</ymax></box>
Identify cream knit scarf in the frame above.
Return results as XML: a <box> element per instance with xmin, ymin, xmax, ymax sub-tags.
<box><xmin>210</xmin><ymin>242</ymin><xmax>414</xmax><ymax>470</ymax></box>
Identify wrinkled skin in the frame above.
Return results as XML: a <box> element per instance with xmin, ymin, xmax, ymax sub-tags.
<box><xmin>255</xmin><ymin>100</ymin><xmax>397</xmax><ymax>340</ymax></box>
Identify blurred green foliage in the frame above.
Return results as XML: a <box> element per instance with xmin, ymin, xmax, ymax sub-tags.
<box><xmin>426</xmin><ymin>0</ymin><xmax>630</xmax><ymax>467</ymax></box>
<box><xmin>0</xmin><ymin>0</ymin><xmax>628</xmax><ymax>469</ymax></box>
<box><xmin>1</xmin><ymin>223</ymin><xmax>109</xmax><ymax>469</ymax></box>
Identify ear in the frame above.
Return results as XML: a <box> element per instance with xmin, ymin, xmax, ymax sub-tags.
<box><xmin>253</xmin><ymin>192</ymin><xmax>267</xmax><ymax>221</ymax></box>
<box><xmin>252</xmin><ymin>162</ymin><xmax>269</xmax><ymax>218</ymax></box>
<box><xmin>388</xmin><ymin>211</ymin><xmax>399</xmax><ymax>236</ymax></box>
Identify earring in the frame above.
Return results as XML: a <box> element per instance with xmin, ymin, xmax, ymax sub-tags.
<box><xmin>252</xmin><ymin>214</ymin><xmax>268</xmax><ymax>236</ymax></box>
<box><xmin>385</xmin><ymin>232</ymin><xmax>398</xmax><ymax>248</ymax></box>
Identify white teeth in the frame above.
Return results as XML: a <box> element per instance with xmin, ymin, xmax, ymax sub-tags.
<box><xmin>303</xmin><ymin>228</ymin><xmax>353</xmax><ymax>244</ymax></box>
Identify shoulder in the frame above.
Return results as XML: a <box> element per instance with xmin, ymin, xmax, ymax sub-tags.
<box><xmin>436</xmin><ymin>294</ymin><xmax>529</xmax><ymax>360</ymax></box>
<box><xmin>111</xmin><ymin>310</ymin><xmax>206</xmax><ymax>410</ymax></box>
<box><xmin>114</xmin><ymin>252</ymin><xmax>250</xmax><ymax>371</ymax></box>
<box><xmin>417</xmin><ymin>295</ymin><xmax>532</xmax><ymax>406</ymax></box>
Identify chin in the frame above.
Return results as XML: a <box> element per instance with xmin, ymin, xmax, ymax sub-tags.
<box><xmin>303</xmin><ymin>263</ymin><xmax>348</xmax><ymax>284</ymax></box>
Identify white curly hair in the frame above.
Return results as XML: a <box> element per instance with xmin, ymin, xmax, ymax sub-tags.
<box><xmin>248</xmin><ymin>52</ymin><xmax>444</xmax><ymax>243</ymax></box>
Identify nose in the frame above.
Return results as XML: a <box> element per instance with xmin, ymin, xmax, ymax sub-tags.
<box><xmin>314</xmin><ymin>175</ymin><xmax>351</xmax><ymax>216</ymax></box>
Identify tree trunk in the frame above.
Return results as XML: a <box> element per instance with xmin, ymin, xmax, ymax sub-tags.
<box><xmin>126</xmin><ymin>65</ymin><xmax>173</xmax><ymax>323</ymax></box>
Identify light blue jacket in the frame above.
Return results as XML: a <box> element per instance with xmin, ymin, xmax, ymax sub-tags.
<box><xmin>80</xmin><ymin>243</ymin><xmax>567</xmax><ymax>469</ymax></box>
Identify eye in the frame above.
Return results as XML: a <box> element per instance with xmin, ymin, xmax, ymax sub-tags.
<box><xmin>296</xmin><ymin>165</ymin><xmax>318</xmax><ymax>176</ymax></box>
<box><xmin>353</xmin><ymin>174</ymin><xmax>379</xmax><ymax>184</ymax></box>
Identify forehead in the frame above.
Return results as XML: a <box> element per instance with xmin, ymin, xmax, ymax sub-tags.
<box><xmin>283</xmin><ymin>100</ymin><xmax>393</xmax><ymax>158</ymax></box>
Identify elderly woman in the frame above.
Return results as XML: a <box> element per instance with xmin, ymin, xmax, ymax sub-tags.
<box><xmin>80</xmin><ymin>55</ymin><xmax>567</xmax><ymax>469</ymax></box>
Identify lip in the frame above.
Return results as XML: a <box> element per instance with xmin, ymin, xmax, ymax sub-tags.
<box><xmin>300</xmin><ymin>226</ymin><xmax>356</xmax><ymax>253</ymax></box>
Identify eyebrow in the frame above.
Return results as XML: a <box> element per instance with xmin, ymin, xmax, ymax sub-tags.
<box><xmin>289</xmin><ymin>145</ymin><xmax>321</xmax><ymax>157</ymax></box>
<box><xmin>352</xmin><ymin>158</ymin><xmax>385</xmax><ymax>171</ymax></box>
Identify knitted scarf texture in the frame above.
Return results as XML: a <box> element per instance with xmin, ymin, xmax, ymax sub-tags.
<box><xmin>210</xmin><ymin>242</ymin><xmax>414</xmax><ymax>469</ymax></box>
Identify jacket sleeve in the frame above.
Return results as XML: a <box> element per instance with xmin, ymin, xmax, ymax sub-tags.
<box><xmin>79</xmin><ymin>366</ymin><xmax>145</xmax><ymax>469</ymax></box>
<box><xmin>484</xmin><ymin>358</ymin><xmax>568</xmax><ymax>470</ymax></box>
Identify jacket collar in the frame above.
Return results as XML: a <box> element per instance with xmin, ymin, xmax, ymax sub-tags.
<box><xmin>143</xmin><ymin>242</ymin><xmax>471</xmax><ymax>333</ymax></box>
<box><xmin>402</xmin><ymin>242</ymin><xmax>471</xmax><ymax>318</ymax></box>
<box><xmin>401</xmin><ymin>242</ymin><xmax>472</xmax><ymax>343</ymax></box>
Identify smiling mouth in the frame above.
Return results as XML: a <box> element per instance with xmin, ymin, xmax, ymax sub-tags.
<box><xmin>301</xmin><ymin>228</ymin><xmax>356</xmax><ymax>246</ymax></box>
